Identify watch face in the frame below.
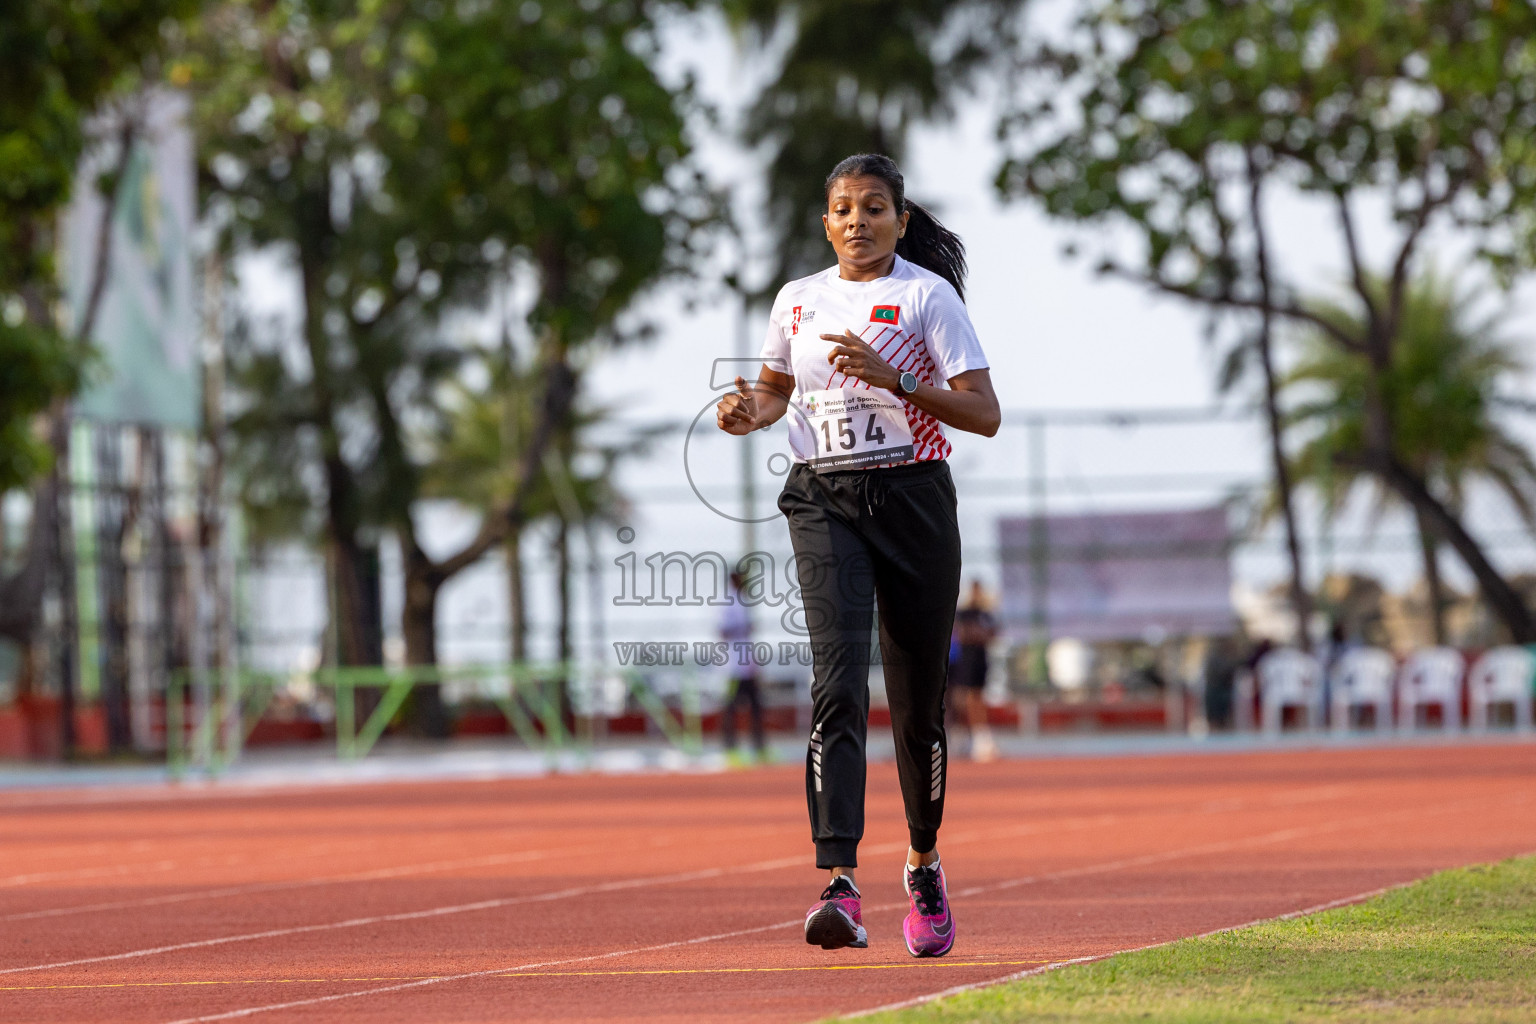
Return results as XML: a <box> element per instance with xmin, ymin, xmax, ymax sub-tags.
<box><xmin>900</xmin><ymin>372</ymin><xmax>918</xmax><ymax>394</ymax></box>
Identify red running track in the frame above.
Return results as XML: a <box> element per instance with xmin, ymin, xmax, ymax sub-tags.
<box><xmin>2</xmin><ymin>742</ymin><xmax>1534</xmax><ymax>1023</ymax></box>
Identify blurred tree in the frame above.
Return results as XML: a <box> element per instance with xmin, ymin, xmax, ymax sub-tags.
<box><xmin>726</xmin><ymin>0</ymin><xmax>1020</xmax><ymax>289</ymax></box>
<box><xmin>1</xmin><ymin>2</ymin><xmax>198</xmax><ymax>448</ymax></box>
<box><xmin>0</xmin><ymin>1</ymin><xmax>198</xmax><ymax>657</ymax></box>
<box><xmin>999</xmin><ymin>0</ymin><xmax>1536</xmax><ymax>642</ymax></box>
<box><xmin>1286</xmin><ymin>272</ymin><xmax>1536</xmax><ymax>644</ymax></box>
<box><xmin>425</xmin><ymin>344</ymin><xmax>656</xmax><ymax>668</ymax></box>
<box><xmin>186</xmin><ymin>0</ymin><xmax>714</xmax><ymax>726</ymax></box>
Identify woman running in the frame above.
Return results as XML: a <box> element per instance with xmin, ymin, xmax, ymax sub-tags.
<box><xmin>716</xmin><ymin>153</ymin><xmax>999</xmax><ymax>957</ymax></box>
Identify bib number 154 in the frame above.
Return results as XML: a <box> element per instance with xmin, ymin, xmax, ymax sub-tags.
<box><xmin>800</xmin><ymin>387</ymin><xmax>914</xmax><ymax>471</ymax></box>
<box><xmin>818</xmin><ymin>415</ymin><xmax>886</xmax><ymax>452</ymax></box>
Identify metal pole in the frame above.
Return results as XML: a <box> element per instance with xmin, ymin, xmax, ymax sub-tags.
<box><xmin>583</xmin><ymin>521</ymin><xmax>603</xmax><ymax>754</ymax></box>
<box><xmin>201</xmin><ymin>250</ymin><xmax>239</xmax><ymax>766</ymax></box>
<box><xmin>152</xmin><ymin>428</ymin><xmax>175</xmax><ymax>755</ymax></box>
<box><xmin>1027</xmin><ymin>418</ymin><xmax>1049</xmax><ymax>685</ymax></box>
<box><xmin>96</xmin><ymin>423</ymin><xmax>133</xmax><ymax>753</ymax></box>
<box><xmin>51</xmin><ymin>414</ymin><xmax>81</xmax><ymax>758</ymax></box>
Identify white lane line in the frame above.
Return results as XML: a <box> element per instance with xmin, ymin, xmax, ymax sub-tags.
<box><xmin>2</xmin><ymin>859</ymin><xmax>189</xmax><ymax>890</ymax></box>
<box><xmin>0</xmin><ymin>777</ymin><xmax>1359</xmax><ymax>900</ymax></box>
<box><xmin>0</xmin><ymin>775</ymin><xmax>1358</xmax><ymax>884</ymax></box>
<box><xmin>0</xmin><ymin>804</ymin><xmax>1234</xmax><ymax>976</ymax></box>
<box><xmin>0</xmin><ymin>819</ymin><xmax>787</xmax><ymax>922</ymax></box>
<box><xmin>160</xmin><ymin>916</ymin><xmax>810</xmax><ymax>1024</ymax></box>
<box><xmin>0</xmin><ymin>805</ymin><xmax>1144</xmax><ymax>925</ymax></box>
<box><xmin>843</xmin><ymin>797</ymin><xmax>1534</xmax><ymax>1021</ymax></box>
<box><xmin>0</xmin><ymin>838</ymin><xmax>359</xmax><ymax>889</ymax></box>
<box><xmin>151</xmin><ymin>793</ymin><xmax>1523</xmax><ymax>1024</ymax></box>
<box><xmin>0</xmin><ymin>849</ymin><xmax>829</xmax><ymax>977</ymax></box>
<box><xmin>0</xmin><ymin>779</ymin><xmax>1410</xmax><ymax>972</ymax></box>
<box><xmin>840</xmin><ymin>885</ymin><xmax>1405</xmax><ymax>1018</ymax></box>
<box><xmin>0</xmin><ymin>820</ymin><xmax>756</xmax><ymax>921</ymax></box>
<box><xmin>1</xmin><ymin>849</ymin><xmax>555</xmax><ymax>923</ymax></box>
<box><xmin>955</xmin><ymin>787</ymin><xmax>1526</xmax><ymax>903</ymax></box>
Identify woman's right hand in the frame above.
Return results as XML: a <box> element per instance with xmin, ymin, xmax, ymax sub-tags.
<box><xmin>716</xmin><ymin>376</ymin><xmax>759</xmax><ymax>435</ymax></box>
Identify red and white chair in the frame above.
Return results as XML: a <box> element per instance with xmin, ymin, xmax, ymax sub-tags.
<box><xmin>1396</xmin><ymin>647</ymin><xmax>1465</xmax><ymax>732</ymax></box>
<box><xmin>1257</xmin><ymin>648</ymin><xmax>1323</xmax><ymax>734</ymax></box>
<box><xmin>1329</xmin><ymin>647</ymin><xmax>1395</xmax><ymax>734</ymax></box>
<box><xmin>1467</xmin><ymin>646</ymin><xmax>1534</xmax><ymax>733</ymax></box>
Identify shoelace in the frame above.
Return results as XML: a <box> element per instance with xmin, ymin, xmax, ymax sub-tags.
<box><xmin>908</xmin><ymin>867</ymin><xmax>944</xmax><ymax>917</ymax></box>
<box><xmin>820</xmin><ymin>879</ymin><xmax>858</xmax><ymax>902</ymax></box>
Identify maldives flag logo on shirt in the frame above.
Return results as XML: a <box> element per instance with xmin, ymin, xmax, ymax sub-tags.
<box><xmin>870</xmin><ymin>304</ymin><xmax>900</xmax><ymax>326</ymax></box>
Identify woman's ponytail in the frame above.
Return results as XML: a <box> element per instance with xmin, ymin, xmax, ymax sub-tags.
<box><xmin>824</xmin><ymin>153</ymin><xmax>969</xmax><ymax>301</ymax></box>
<box><xmin>896</xmin><ymin>200</ymin><xmax>968</xmax><ymax>302</ymax></box>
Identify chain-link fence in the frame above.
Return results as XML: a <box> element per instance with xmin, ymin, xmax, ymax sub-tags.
<box><xmin>6</xmin><ymin>406</ymin><xmax>1536</xmax><ymax>761</ymax></box>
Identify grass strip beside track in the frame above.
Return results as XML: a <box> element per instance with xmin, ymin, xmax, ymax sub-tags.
<box><xmin>853</xmin><ymin>855</ymin><xmax>1536</xmax><ymax>1024</ymax></box>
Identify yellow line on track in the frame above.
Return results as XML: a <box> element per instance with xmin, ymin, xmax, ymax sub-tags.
<box><xmin>495</xmin><ymin>960</ymin><xmax>1054</xmax><ymax>978</ymax></box>
<box><xmin>0</xmin><ymin>960</ymin><xmax>1055</xmax><ymax>993</ymax></box>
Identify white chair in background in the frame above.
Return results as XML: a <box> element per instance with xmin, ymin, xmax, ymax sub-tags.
<box><xmin>1329</xmin><ymin>647</ymin><xmax>1396</xmax><ymax>733</ymax></box>
<box><xmin>1257</xmin><ymin>648</ymin><xmax>1323</xmax><ymax>734</ymax></box>
<box><xmin>1467</xmin><ymin>646</ymin><xmax>1534</xmax><ymax>733</ymax></box>
<box><xmin>1396</xmin><ymin>647</ymin><xmax>1466</xmax><ymax>732</ymax></box>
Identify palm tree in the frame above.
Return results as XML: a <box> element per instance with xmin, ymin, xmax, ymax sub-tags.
<box><xmin>1284</xmin><ymin>271</ymin><xmax>1536</xmax><ymax>643</ymax></box>
<box><xmin>426</xmin><ymin>343</ymin><xmax>659</xmax><ymax>668</ymax></box>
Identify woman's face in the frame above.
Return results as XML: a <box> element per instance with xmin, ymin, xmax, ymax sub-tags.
<box><xmin>823</xmin><ymin>175</ymin><xmax>909</xmax><ymax>273</ymax></box>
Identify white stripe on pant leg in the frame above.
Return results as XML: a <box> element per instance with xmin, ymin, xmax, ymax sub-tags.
<box><xmin>930</xmin><ymin>741</ymin><xmax>943</xmax><ymax>801</ymax></box>
<box><xmin>811</xmin><ymin>723</ymin><xmax>823</xmax><ymax>793</ymax></box>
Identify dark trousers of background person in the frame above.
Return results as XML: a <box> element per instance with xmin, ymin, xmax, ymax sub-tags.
<box><xmin>722</xmin><ymin>675</ymin><xmax>766</xmax><ymax>754</ymax></box>
<box><xmin>778</xmin><ymin>459</ymin><xmax>963</xmax><ymax>869</ymax></box>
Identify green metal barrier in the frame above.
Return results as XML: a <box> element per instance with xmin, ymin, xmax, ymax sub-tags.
<box><xmin>166</xmin><ymin>662</ymin><xmax>706</xmax><ymax>778</ymax></box>
<box><xmin>167</xmin><ymin>667</ymin><xmax>284</xmax><ymax>777</ymax></box>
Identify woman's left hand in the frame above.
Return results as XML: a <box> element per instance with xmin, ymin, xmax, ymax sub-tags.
<box><xmin>822</xmin><ymin>330</ymin><xmax>901</xmax><ymax>391</ymax></box>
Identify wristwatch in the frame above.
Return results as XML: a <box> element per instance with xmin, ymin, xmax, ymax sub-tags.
<box><xmin>897</xmin><ymin>371</ymin><xmax>918</xmax><ymax>395</ymax></box>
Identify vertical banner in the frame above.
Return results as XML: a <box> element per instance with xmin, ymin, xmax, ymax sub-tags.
<box><xmin>66</xmin><ymin>90</ymin><xmax>200</xmax><ymax>430</ymax></box>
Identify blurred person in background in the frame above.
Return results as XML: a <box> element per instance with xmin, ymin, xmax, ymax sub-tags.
<box><xmin>719</xmin><ymin>571</ymin><xmax>767</xmax><ymax>764</ymax></box>
<box><xmin>1317</xmin><ymin>620</ymin><xmax>1352</xmax><ymax>728</ymax></box>
<box><xmin>1201</xmin><ymin>634</ymin><xmax>1244</xmax><ymax>730</ymax></box>
<box><xmin>716</xmin><ymin>153</ymin><xmax>999</xmax><ymax>959</ymax></box>
<box><xmin>952</xmin><ymin>580</ymin><xmax>998</xmax><ymax>762</ymax></box>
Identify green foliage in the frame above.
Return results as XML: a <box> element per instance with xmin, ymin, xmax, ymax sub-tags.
<box><xmin>999</xmin><ymin>0</ymin><xmax>1536</xmax><ymax>296</ymax></box>
<box><xmin>997</xmin><ymin>0</ymin><xmax>1536</xmax><ymax>638</ymax></box>
<box><xmin>853</xmin><ymin>855</ymin><xmax>1536</xmax><ymax>1023</ymax></box>
<box><xmin>184</xmin><ymin>0</ymin><xmax>715</xmax><ymax>546</ymax></box>
<box><xmin>1286</xmin><ymin>271</ymin><xmax>1536</xmax><ymax>525</ymax></box>
<box><xmin>0</xmin><ymin>0</ymin><xmax>197</xmax><ymax>286</ymax></box>
<box><xmin>730</xmin><ymin>0</ymin><xmax>1018</xmax><ymax>287</ymax></box>
<box><xmin>0</xmin><ymin>317</ymin><xmax>82</xmax><ymax>493</ymax></box>
<box><xmin>424</xmin><ymin>352</ymin><xmax>655</xmax><ymax>530</ymax></box>
<box><xmin>0</xmin><ymin>0</ymin><xmax>198</xmax><ymax>493</ymax></box>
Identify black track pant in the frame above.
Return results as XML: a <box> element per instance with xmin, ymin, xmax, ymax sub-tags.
<box><xmin>778</xmin><ymin>459</ymin><xmax>962</xmax><ymax>869</ymax></box>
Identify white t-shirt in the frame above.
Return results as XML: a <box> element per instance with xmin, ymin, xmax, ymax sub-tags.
<box><xmin>759</xmin><ymin>255</ymin><xmax>990</xmax><ymax>465</ymax></box>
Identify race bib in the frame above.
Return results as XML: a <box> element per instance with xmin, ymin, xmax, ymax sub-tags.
<box><xmin>799</xmin><ymin>388</ymin><xmax>915</xmax><ymax>471</ymax></box>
